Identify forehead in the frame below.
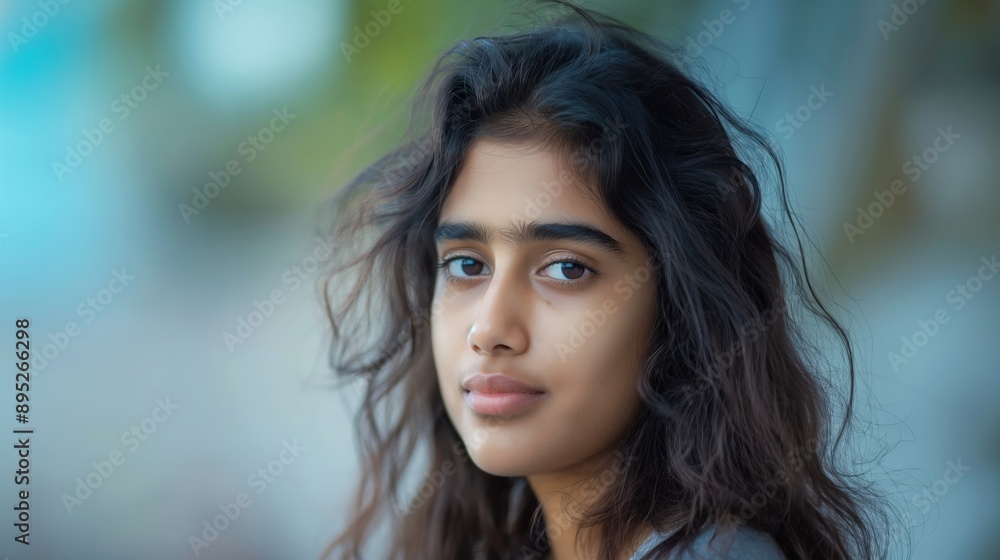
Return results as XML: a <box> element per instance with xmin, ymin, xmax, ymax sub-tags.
<box><xmin>440</xmin><ymin>138</ymin><xmax>612</xmax><ymax>227</ymax></box>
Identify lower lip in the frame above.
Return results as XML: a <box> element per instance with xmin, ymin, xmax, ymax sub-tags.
<box><xmin>463</xmin><ymin>390</ymin><xmax>548</xmax><ymax>416</ymax></box>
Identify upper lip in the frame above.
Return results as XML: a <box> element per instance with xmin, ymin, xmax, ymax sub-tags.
<box><xmin>461</xmin><ymin>373</ymin><xmax>545</xmax><ymax>394</ymax></box>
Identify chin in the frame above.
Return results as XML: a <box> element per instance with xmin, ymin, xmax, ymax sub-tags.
<box><xmin>460</xmin><ymin>439</ymin><xmax>533</xmax><ymax>477</ymax></box>
<box><xmin>469</xmin><ymin>454</ymin><xmax>531</xmax><ymax>478</ymax></box>
<box><xmin>466</xmin><ymin>440</ymin><xmax>567</xmax><ymax>478</ymax></box>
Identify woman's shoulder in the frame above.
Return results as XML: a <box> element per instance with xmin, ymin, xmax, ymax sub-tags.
<box><xmin>632</xmin><ymin>523</ymin><xmax>786</xmax><ymax>560</ymax></box>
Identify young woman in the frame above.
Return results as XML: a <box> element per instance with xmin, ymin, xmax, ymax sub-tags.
<box><xmin>320</xmin><ymin>2</ymin><xmax>892</xmax><ymax>558</ymax></box>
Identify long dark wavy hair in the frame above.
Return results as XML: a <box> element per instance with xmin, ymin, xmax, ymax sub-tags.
<box><xmin>319</xmin><ymin>2</ymin><xmax>894</xmax><ymax>558</ymax></box>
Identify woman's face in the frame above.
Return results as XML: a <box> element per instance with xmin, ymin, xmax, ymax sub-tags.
<box><xmin>430</xmin><ymin>138</ymin><xmax>657</xmax><ymax>477</ymax></box>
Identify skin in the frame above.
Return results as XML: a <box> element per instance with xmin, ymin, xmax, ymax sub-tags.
<box><xmin>430</xmin><ymin>138</ymin><xmax>658</xmax><ymax>559</ymax></box>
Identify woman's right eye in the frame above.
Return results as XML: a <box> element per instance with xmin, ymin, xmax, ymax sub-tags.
<box><xmin>437</xmin><ymin>256</ymin><xmax>491</xmax><ymax>281</ymax></box>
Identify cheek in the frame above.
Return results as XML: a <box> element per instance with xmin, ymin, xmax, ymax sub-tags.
<box><xmin>547</xmin><ymin>296</ymin><xmax>651</xmax><ymax>418</ymax></box>
<box><xmin>430</xmin><ymin>297</ymin><xmax>470</xmax><ymax>409</ymax></box>
<box><xmin>430</xmin><ymin>313</ymin><xmax>457</xmax><ymax>385</ymax></box>
<box><xmin>430</xmin><ymin>282</ymin><xmax>457</xmax><ymax>354</ymax></box>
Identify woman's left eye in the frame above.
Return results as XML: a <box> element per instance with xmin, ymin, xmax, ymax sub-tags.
<box><xmin>540</xmin><ymin>259</ymin><xmax>595</xmax><ymax>283</ymax></box>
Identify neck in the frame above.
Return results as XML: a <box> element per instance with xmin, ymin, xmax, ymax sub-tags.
<box><xmin>526</xmin><ymin>448</ymin><xmax>648</xmax><ymax>560</ymax></box>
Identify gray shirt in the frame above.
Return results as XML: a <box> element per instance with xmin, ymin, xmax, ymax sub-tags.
<box><xmin>630</xmin><ymin>525</ymin><xmax>786</xmax><ymax>559</ymax></box>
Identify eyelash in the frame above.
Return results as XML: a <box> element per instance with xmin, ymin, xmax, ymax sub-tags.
<box><xmin>435</xmin><ymin>254</ymin><xmax>599</xmax><ymax>287</ymax></box>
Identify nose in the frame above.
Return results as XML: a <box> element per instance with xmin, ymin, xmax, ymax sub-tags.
<box><xmin>467</xmin><ymin>269</ymin><xmax>529</xmax><ymax>356</ymax></box>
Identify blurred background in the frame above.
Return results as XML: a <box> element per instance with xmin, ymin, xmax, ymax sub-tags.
<box><xmin>0</xmin><ymin>0</ymin><xmax>997</xmax><ymax>558</ymax></box>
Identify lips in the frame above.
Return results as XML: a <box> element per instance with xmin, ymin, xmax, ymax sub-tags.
<box><xmin>461</xmin><ymin>373</ymin><xmax>544</xmax><ymax>394</ymax></box>
<box><xmin>461</xmin><ymin>373</ymin><xmax>548</xmax><ymax>416</ymax></box>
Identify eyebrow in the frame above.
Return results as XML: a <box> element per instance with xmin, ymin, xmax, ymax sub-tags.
<box><xmin>433</xmin><ymin>219</ymin><xmax>625</xmax><ymax>256</ymax></box>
